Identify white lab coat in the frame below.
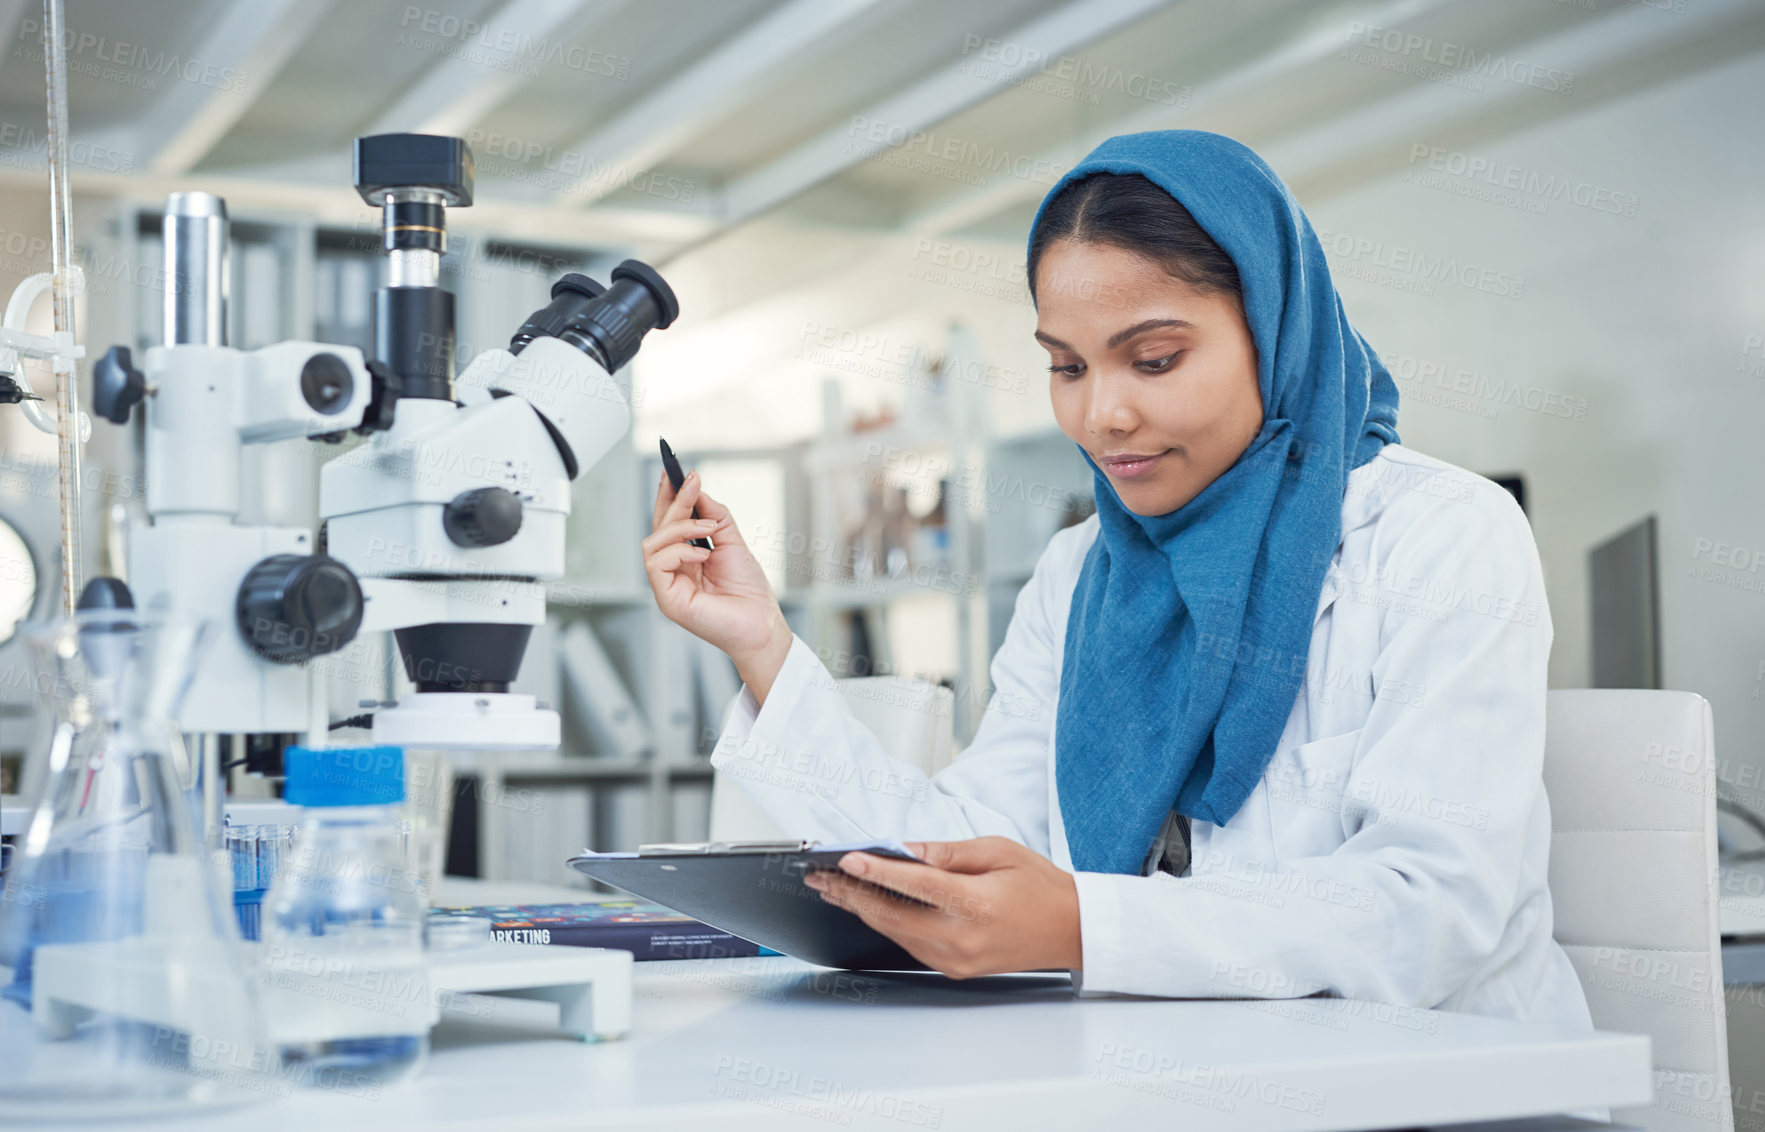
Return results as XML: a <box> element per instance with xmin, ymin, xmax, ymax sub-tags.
<box><xmin>711</xmin><ymin>444</ymin><xmax>1595</xmax><ymax>1031</ymax></box>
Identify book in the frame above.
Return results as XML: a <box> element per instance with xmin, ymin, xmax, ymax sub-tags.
<box><xmin>690</xmin><ymin>635</ymin><xmax>742</xmax><ymax>753</ymax></box>
<box><xmin>647</xmin><ymin>618</ymin><xmax>698</xmax><ymax>759</ymax></box>
<box><xmin>670</xmin><ymin>779</ymin><xmax>712</xmax><ymax>843</ymax></box>
<box><xmin>547</xmin><ymin>787</ymin><xmax>596</xmax><ymax>890</ymax></box>
<box><xmin>511</xmin><ymin>617</ymin><xmax>562</xmax><ymax>712</ymax></box>
<box><xmin>436</xmin><ymin>900</ymin><xmax>770</xmax><ymax>961</ymax></box>
<box><xmin>558</xmin><ymin>621</ymin><xmax>653</xmax><ymax>760</ymax></box>
<box><xmin>597</xmin><ymin>781</ymin><xmax>651</xmax><ymax>852</ymax></box>
<box><xmin>501</xmin><ymin>785</ymin><xmax>594</xmax><ymax>888</ymax></box>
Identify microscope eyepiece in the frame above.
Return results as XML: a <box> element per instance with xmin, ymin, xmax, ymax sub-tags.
<box><xmin>608</xmin><ymin>260</ymin><xmax>680</xmax><ymax>329</ymax></box>
<box><xmin>554</xmin><ymin>259</ymin><xmax>679</xmax><ymax>372</ymax></box>
<box><xmin>511</xmin><ymin>260</ymin><xmax>679</xmax><ymax>371</ymax></box>
<box><xmin>509</xmin><ymin>273</ymin><xmax>607</xmax><ymax>354</ymax></box>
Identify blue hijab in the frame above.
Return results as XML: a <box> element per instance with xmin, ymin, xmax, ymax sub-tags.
<box><xmin>1036</xmin><ymin>131</ymin><xmax>1401</xmax><ymax>876</ymax></box>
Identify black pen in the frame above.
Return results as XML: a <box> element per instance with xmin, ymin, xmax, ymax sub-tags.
<box><xmin>659</xmin><ymin>437</ymin><xmax>714</xmax><ymax>550</ymax></box>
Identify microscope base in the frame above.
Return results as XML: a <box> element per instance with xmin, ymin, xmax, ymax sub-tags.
<box><xmin>372</xmin><ymin>692</ymin><xmax>560</xmax><ymax>750</ymax></box>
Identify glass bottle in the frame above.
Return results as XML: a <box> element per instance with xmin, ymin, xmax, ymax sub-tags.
<box><xmin>260</xmin><ymin>745</ymin><xmax>431</xmax><ymax>1089</ymax></box>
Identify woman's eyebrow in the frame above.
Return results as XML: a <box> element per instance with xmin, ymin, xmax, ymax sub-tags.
<box><xmin>1035</xmin><ymin>318</ymin><xmax>1195</xmax><ymax>351</ymax></box>
<box><xmin>1107</xmin><ymin>318</ymin><xmax>1194</xmax><ymax>349</ymax></box>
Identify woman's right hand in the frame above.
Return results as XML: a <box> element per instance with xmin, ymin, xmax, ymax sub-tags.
<box><xmin>642</xmin><ymin>468</ymin><xmax>793</xmax><ymax>703</ymax></box>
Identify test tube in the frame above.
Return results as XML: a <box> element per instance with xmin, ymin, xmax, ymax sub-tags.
<box><xmin>275</xmin><ymin>825</ymin><xmax>297</xmax><ymax>887</ymax></box>
<box><xmin>254</xmin><ymin>827</ymin><xmax>279</xmax><ymax>890</ymax></box>
<box><xmin>229</xmin><ymin>828</ymin><xmax>258</xmax><ymax>892</ymax></box>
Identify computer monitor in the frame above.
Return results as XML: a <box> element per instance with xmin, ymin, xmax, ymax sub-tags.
<box><xmin>1589</xmin><ymin>515</ymin><xmax>1662</xmax><ymax>689</ymax></box>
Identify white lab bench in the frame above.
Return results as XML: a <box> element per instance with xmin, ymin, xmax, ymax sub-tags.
<box><xmin>6</xmin><ymin>862</ymin><xmax>1654</xmax><ymax>1131</ymax></box>
<box><xmin>35</xmin><ymin>951</ymin><xmax>1650</xmax><ymax>1132</ymax></box>
<box><xmin>20</xmin><ymin>863</ymin><xmax>1646</xmax><ymax>1131</ymax></box>
<box><xmin>10</xmin><ymin>876</ymin><xmax>1656</xmax><ymax>1131</ymax></box>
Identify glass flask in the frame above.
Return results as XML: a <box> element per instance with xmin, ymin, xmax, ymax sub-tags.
<box><xmin>260</xmin><ymin>745</ymin><xmax>431</xmax><ymax>1088</ymax></box>
<box><xmin>0</xmin><ymin>610</ymin><xmax>270</xmax><ymax>1119</ymax></box>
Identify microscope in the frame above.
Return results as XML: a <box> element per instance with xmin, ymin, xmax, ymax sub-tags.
<box><xmin>0</xmin><ymin>135</ymin><xmax>672</xmax><ymax>1080</ymax></box>
<box><xmin>324</xmin><ymin>134</ymin><xmax>677</xmax><ymax>753</ymax></box>
<box><xmin>93</xmin><ymin>132</ymin><xmax>677</xmax><ymax>768</ymax></box>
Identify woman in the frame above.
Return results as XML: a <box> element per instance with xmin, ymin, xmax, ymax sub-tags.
<box><xmin>641</xmin><ymin>130</ymin><xmax>1592</xmax><ymax>1029</ymax></box>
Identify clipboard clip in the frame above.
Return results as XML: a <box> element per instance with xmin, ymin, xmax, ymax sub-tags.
<box><xmin>636</xmin><ymin>839</ymin><xmax>816</xmax><ymax>855</ymax></box>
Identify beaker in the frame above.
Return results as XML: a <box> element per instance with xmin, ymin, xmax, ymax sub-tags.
<box><xmin>402</xmin><ymin>748</ymin><xmax>455</xmax><ymax>903</ymax></box>
<box><xmin>0</xmin><ymin>610</ymin><xmax>271</xmax><ymax>1119</ymax></box>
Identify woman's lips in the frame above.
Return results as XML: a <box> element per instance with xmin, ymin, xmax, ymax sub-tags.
<box><xmin>1099</xmin><ymin>450</ymin><xmax>1169</xmax><ymax>479</ymax></box>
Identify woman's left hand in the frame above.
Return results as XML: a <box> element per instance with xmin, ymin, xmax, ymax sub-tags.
<box><xmin>804</xmin><ymin>837</ymin><xmax>1082</xmax><ymax>978</ymax></box>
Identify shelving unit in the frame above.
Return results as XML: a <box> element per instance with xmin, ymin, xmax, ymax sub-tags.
<box><xmin>979</xmin><ymin>428</ymin><xmax>1096</xmax><ymax>670</ymax></box>
<box><xmin>781</xmin><ymin>326</ymin><xmax>992</xmax><ymax>738</ymax></box>
<box><xmin>761</xmin><ymin>340</ymin><xmax>1097</xmax><ymax>738</ymax></box>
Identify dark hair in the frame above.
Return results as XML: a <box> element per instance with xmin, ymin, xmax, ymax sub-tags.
<box><xmin>1027</xmin><ymin>173</ymin><xmax>1242</xmax><ymax>306</ymax></box>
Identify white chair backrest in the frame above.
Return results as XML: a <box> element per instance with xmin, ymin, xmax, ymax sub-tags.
<box><xmin>708</xmin><ymin>676</ymin><xmax>955</xmax><ymax>841</ymax></box>
<box><xmin>1545</xmin><ymin>688</ymin><xmax>1731</xmax><ymax>1132</ymax></box>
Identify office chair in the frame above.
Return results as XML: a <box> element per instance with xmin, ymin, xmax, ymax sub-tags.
<box><xmin>1545</xmin><ymin>689</ymin><xmax>1732</xmax><ymax>1132</ymax></box>
<box><xmin>708</xmin><ymin>674</ymin><xmax>955</xmax><ymax>841</ymax></box>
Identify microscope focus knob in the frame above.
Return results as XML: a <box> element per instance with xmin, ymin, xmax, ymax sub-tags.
<box><xmin>93</xmin><ymin>345</ymin><xmax>147</xmax><ymax>424</ymax></box>
<box><xmin>443</xmin><ymin>487</ymin><xmax>522</xmax><ymax>548</ymax></box>
<box><xmin>236</xmin><ymin>553</ymin><xmax>365</xmax><ymax>664</ymax></box>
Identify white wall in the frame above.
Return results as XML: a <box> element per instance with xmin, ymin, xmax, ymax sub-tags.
<box><xmin>1303</xmin><ymin>52</ymin><xmax>1765</xmax><ymax>774</ymax></box>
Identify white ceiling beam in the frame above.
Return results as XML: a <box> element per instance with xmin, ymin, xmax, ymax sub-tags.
<box><xmin>209</xmin><ymin>145</ymin><xmax>729</xmax><ymax>232</ymax></box>
<box><xmin>902</xmin><ymin>0</ymin><xmax>1460</xmax><ymax>236</ymax></box>
<box><xmin>904</xmin><ymin>0</ymin><xmax>1764</xmax><ymax>237</ymax></box>
<box><xmin>366</xmin><ymin>0</ymin><xmax>622</xmax><ymax>138</ymax></box>
<box><xmin>136</xmin><ymin>0</ymin><xmax>340</xmax><ymax>175</ymax></box>
<box><xmin>656</xmin><ymin>0</ymin><xmax>1442</xmax><ymax>316</ymax></box>
<box><xmin>670</xmin><ymin>0</ymin><xmax>1753</xmax><ymax>343</ymax></box>
<box><xmin>1258</xmin><ymin>0</ymin><xmax>1765</xmax><ymax>190</ymax></box>
<box><xmin>557</xmin><ymin>0</ymin><xmax>886</xmax><ymax>205</ymax></box>
<box><xmin>711</xmin><ymin>0</ymin><xmax>1181</xmax><ymax>232</ymax></box>
<box><xmin>0</xmin><ymin>158</ymin><xmax>715</xmax><ymax>247</ymax></box>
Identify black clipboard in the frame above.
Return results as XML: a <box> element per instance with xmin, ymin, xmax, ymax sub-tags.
<box><xmin>567</xmin><ymin>839</ymin><xmax>931</xmax><ymax>971</ymax></box>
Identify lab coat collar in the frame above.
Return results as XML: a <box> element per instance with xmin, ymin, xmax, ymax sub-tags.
<box><xmin>1312</xmin><ymin>446</ymin><xmax>1404</xmax><ymax>627</ymax></box>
